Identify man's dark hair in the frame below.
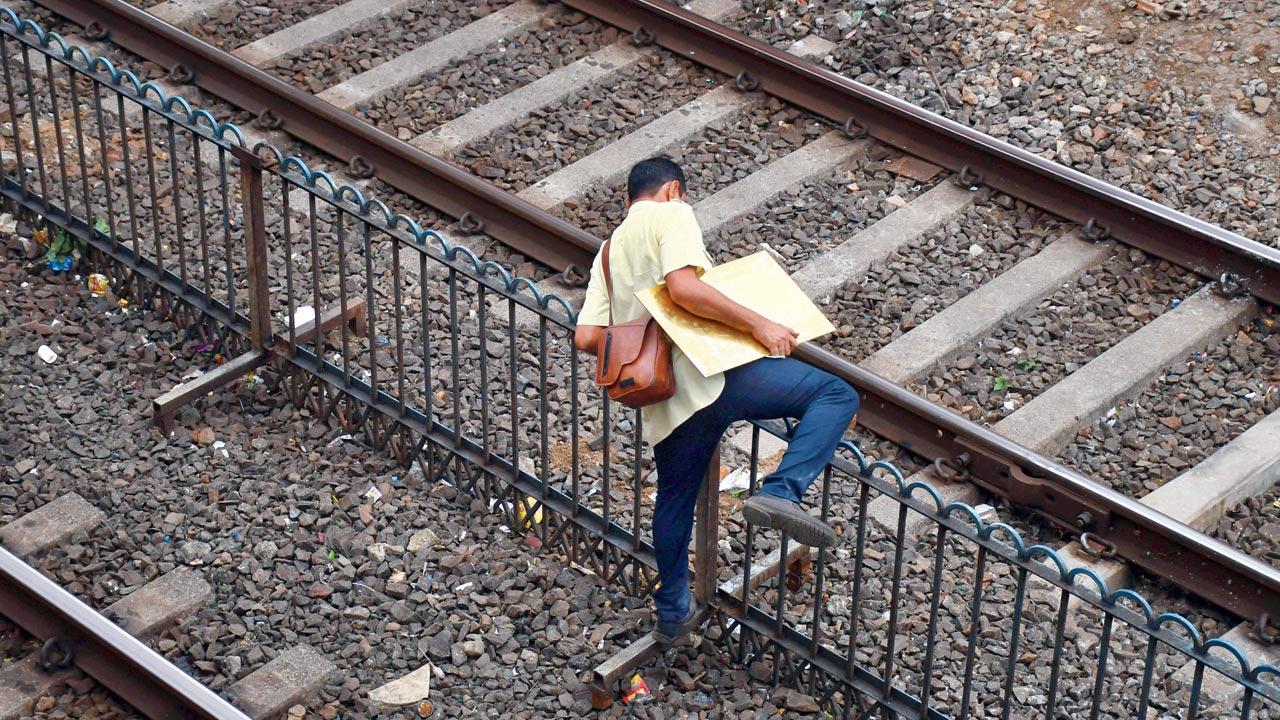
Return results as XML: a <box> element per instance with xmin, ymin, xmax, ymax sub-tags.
<box><xmin>627</xmin><ymin>156</ymin><xmax>686</xmax><ymax>200</ymax></box>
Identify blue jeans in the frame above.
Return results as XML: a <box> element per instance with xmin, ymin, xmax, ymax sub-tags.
<box><xmin>650</xmin><ymin>357</ymin><xmax>859</xmax><ymax>622</ymax></box>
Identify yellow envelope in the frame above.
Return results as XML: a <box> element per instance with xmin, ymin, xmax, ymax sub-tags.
<box><xmin>635</xmin><ymin>251</ymin><xmax>835</xmax><ymax>377</ymax></box>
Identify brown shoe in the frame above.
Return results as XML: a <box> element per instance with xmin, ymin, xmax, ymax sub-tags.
<box><xmin>742</xmin><ymin>494</ymin><xmax>837</xmax><ymax>547</ymax></box>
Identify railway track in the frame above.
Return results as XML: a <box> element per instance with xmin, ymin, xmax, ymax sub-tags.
<box><xmin>2</xmin><ymin>0</ymin><xmax>1279</xmax><ymax>716</ymax></box>
<box><xmin>0</xmin><ymin>494</ymin><xmax>260</xmax><ymax>719</ymax></box>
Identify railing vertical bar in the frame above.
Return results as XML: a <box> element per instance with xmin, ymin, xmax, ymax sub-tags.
<box><xmin>808</xmin><ymin>465</ymin><xmax>833</xmax><ymax>693</ymax></box>
<box><xmin>308</xmin><ymin>193</ymin><xmax>321</xmax><ymax>361</ymax></box>
<box><xmin>630</xmin><ymin>409</ymin><xmax>643</xmax><ymax>554</ymax></box>
<box><xmin>118</xmin><ymin>92</ymin><xmax>141</xmax><ymax>257</ymax></box>
<box><xmin>448</xmin><ymin>268</ymin><xmax>461</xmax><ymax>438</ymax></box>
<box><xmin>570</xmin><ymin>349</ymin><xmax>580</xmax><ymax>519</ymax></box>
<box><xmin>191</xmin><ymin>133</ymin><xmax>211</xmax><ymax>298</ymax></box>
<box><xmin>88</xmin><ymin>75</ymin><xmax>116</xmax><ymax>243</ymax></box>
<box><xmin>771</xmin><ymin>531</ymin><xmax>791</xmax><ymax>687</ymax></box>
<box><xmin>1186</xmin><ymin>660</ymin><xmax>1206</xmax><ymax>720</ymax></box>
<box><xmin>392</xmin><ymin>239</ymin><xmax>406</xmax><ymax>413</ymax></box>
<box><xmin>18</xmin><ymin>45</ymin><xmax>47</xmax><ymax>198</ymax></box>
<box><xmin>844</xmin><ymin>481</ymin><xmax>871</xmax><ymax>679</ymax></box>
<box><xmin>738</xmin><ymin>424</ymin><xmax>761</xmax><ymax>662</ymax></box>
<box><xmin>917</xmin><ymin>525</ymin><xmax>949</xmax><ymax>718</ymax></box>
<box><xmin>165</xmin><ymin>119</ymin><xmax>188</xmax><ymax>283</ymax></box>
<box><xmin>882</xmin><ymin>502</ymin><xmax>908</xmax><ymax>702</ymax></box>
<box><xmin>281</xmin><ymin>178</ymin><xmax>294</xmax><ymax>347</ymax></box>
<box><xmin>1044</xmin><ymin>586</ymin><xmax>1070</xmax><ymax>718</ymax></box>
<box><xmin>1087</xmin><ymin>613</ymin><xmax>1115</xmax><ymax>720</ymax></box>
<box><xmin>140</xmin><ymin>106</ymin><xmax>162</xmax><ymax>267</ymax></box>
<box><xmin>362</xmin><ymin>220</ymin><xmax>378</xmax><ymax>399</ymax></box>
<box><xmin>956</xmin><ymin>544</ymin><xmax>989</xmax><ymax>720</ymax></box>
<box><xmin>537</xmin><ymin>317</ymin><xmax>549</xmax><ymax>545</ymax></box>
<box><xmin>999</xmin><ymin>566</ymin><xmax>1029</xmax><ymax>720</ymax></box>
<box><xmin>65</xmin><ymin>62</ymin><xmax>91</xmax><ymax>222</ymax></box>
<box><xmin>215</xmin><ymin>145</ymin><xmax>230</xmax><ymax>310</ymax></box>
<box><xmin>507</xmin><ymin>298</ymin><xmax>518</xmax><ymax>484</ymax></box>
<box><xmin>419</xmin><ymin>252</ymin><xmax>432</xmax><ymax>423</ymax></box>
<box><xmin>0</xmin><ymin>37</ymin><xmax>29</xmax><ymax>197</ymax></box>
<box><xmin>478</xmin><ymin>284</ymin><xmax>490</xmax><ymax>454</ymax></box>
<box><xmin>43</xmin><ymin>54</ymin><xmax>71</xmax><ymax>210</ymax></box>
<box><xmin>601</xmin><ymin>393</ymin><xmax>611</xmax><ymax>579</ymax></box>
<box><xmin>335</xmin><ymin>208</ymin><xmax>352</xmax><ymax>383</ymax></box>
<box><xmin>1135</xmin><ymin>637</ymin><xmax>1158</xmax><ymax>720</ymax></box>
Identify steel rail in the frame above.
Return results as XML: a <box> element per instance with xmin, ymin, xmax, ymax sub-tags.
<box><xmin>37</xmin><ymin>0</ymin><xmax>600</xmax><ymax>275</ymax></box>
<box><xmin>0</xmin><ymin>546</ymin><xmax>251</xmax><ymax>720</ymax></box>
<box><xmin>560</xmin><ymin>0</ymin><xmax>1280</xmax><ymax>305</ymax></box>
<box><xmin>38</xmin><ymin>0</ymin><xmax>1280</xmax><ymax>620</ymax></box>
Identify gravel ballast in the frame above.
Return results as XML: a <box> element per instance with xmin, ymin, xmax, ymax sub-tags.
<box><xmin>266</xmin><ymin>2</ymin><xmax>511</xmax><ymax>94</ymax></box>
<box><xmin>361</xmin><ymin>10</ymin><xmax>616</xmax><ymax>142</ymax></box>
<box><xmin>726</xmin><ymin>0</ymin><xmax>1280</xmax><ymax>247</ymax></box>
<box><xmin>456</xmin><ymin>54</ymin><xmax>720</xmax><ymax>194</ymax></box>
<box><xmin>916</xmin><ymin>247</ymin><xmax>1202</xmax><ymax>425</ymax></box>
<box><xmin>1062</xmin><ymin>308</ymin><xmax>1279</xmax><ymax>498</ymax></box>
<box><xmin>189</xmin><ymin>0</ymin><xmax>348</xmax><ymax>50</ymax></box>
<box><xmin>824</xmin><ymin>196</ymin><xmax>1066</xmax><ymax>362</ymax></box>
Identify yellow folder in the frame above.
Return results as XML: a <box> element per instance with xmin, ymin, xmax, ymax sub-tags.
<box><xmin>635</xmin><ymin>251</ymin><xmax>835</xmax><ymax>377</ymax></box>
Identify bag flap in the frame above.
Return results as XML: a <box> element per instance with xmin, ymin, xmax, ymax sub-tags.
<box><xmin>596</xmin><ymin>319</ymin><xmax>650</xmax><ymax>385</ymax></box>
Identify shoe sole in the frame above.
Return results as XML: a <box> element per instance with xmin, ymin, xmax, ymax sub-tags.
<box><xmin>742</xmin><ymin>500</ymin><xmax>837</xmax><ymax>548</ymax></box>
<box><xmin>654</xmin><ymin>607</ymin><xmax>701</xmax><ymax>646</ymax></box>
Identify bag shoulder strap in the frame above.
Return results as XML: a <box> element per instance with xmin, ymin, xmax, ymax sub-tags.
<box><xmin>601</xmin><ymin>238</ymin><xmax>614</xmax><ymax>326</ymax></box>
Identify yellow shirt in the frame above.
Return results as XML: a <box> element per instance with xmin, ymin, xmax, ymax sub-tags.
<box><xmin>577</xmin><ymin>200</ymin><xmax>726</xmax><ymax>445</ymax></box>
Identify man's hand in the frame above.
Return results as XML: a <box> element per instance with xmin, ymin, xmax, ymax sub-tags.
<box><xmin>752</xmin><ymin>319</ymin><xmax>798</xmax><ymax>357</ymax></box>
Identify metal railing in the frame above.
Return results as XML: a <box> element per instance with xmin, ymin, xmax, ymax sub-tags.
<box><xmin>1</xmin><ymin>12</ymin><xmax>1277</xmax><ymax>719</ymax></box>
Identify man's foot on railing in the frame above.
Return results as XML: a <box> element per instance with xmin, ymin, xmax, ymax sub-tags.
<box><xmin>654</xmin><ymin>603</ymin><xmax>703</xmax><ymax>646</ymax></box>
<box><xmin>742</xmin><ymin>494</ymin><xmax>837</xmax><ymax>547</ymax></box>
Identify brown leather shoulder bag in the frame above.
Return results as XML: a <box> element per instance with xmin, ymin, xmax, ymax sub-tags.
<box><xmin>593</xmin><ymin>239</ymin><xmax>676</xmax><ymax>408</ymax></box>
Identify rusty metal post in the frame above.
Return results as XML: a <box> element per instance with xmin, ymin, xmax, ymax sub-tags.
<box><xmin>234</xmin><ymin>147</ymin><xmax>271</xmax><ymax>350</ymax></box>
<box><xmin>694</xmin><ymin>443</ymin><xmax>721</xmax><ymax>606</ymax></box>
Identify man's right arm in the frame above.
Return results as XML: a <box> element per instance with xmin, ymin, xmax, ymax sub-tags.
<box><xmin>665</xmin><ymin>266</ymin><xmax>798</xmax><ymax>357</ymax></box>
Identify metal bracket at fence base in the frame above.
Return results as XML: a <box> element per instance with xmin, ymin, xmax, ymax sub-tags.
<box><xmin>150</xmin><ymin>298</ymin><xmax>367</xmax><ymax>434</ymax></box>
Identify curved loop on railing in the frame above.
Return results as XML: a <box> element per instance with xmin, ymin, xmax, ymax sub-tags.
<box><xmin>359</xmin><ymin>197</ymin><xmax>396</xmax><ymax>227</ymax></box>
<box><xmin>88</xmin><ymin>54</ymin><xmax>117</xmax><ymax>76</ymax></box>
<box><xmin>1064</xmin><ymin>565</ymin><xmax>1112</xmax><ymax>599</ymax></box>
<box><xmin>1249</xmin><ymin>663</ymin><xmax>1280</xmax><ymax>683</ymax></box>
<box><xmin>978</xmin><ymin>522</ymin><xmax>1025</xmax><ymax>555</ymax></box>
<box><xmin>65</xmin><ymin>44</ymin><xmax>95</xmax><ymax>68</ymax></box>
<box><xmin>113</xmin><ymin>68</ymin><xmax>147</xmax><ymax>96</ymax></box>
<box><xmin>1105</xmin><ymin>587</ymin><xmax>1154</xmax><ymax>617</ymax></box>
<box><xmin>41</xmin><ymin>30</ymin><xmax>72</xmax><ymax>58</ymax></box>
<box><xmin>1153</xmin><ymin>612</ymin><xmax>1205</xmax><ymax>647</ymax></box>
<box><xmin>941</xmin><ymin>501</ymin><xmax>984</xmax><ymax>528</ymax></box>
<box><xmin>135</xmin><ymin>81</ymin><xmax>170</xmax><ymax>105</ymax></box>
<box><xmin>478</xmin><ymin>259</ymin><xmax>516</xmax><ymax>289</ymax></box>
<box><xmin>865</xmin><ymin>459</ymin><xmax>905</xmax><ymax>489</ymax></box>
<box><xmin>190</xmin><ymin>110</ymin><xmax>247</xmax><ymax>146</ymax></box>
<box><xmin>835</xmin><ymin>440</ymin><xmax>870</xmax><ymax>472</ymax></box>
<box><xmin>900</xmin><ymin>480</ymin><xmax>944</xmax><ymax>513</ymax></box>
<box><xmin>1024</xmin><ymin>544</ymin><xmax>1070</xmax><ymax>580</ymax></box>
<box><xmin>161</xmin><ymin>94</ymin><xmax>196</xmax><ymax>118</ymax></box>
<box><xmin>1200</xmin><ymin>638</ymin><xmax>1253</xmax><ymax>676</ymax></box>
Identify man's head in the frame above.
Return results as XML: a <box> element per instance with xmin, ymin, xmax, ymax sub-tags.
<box><xmin>626</xmin><ymin>156</ymin><xmax>687</xmax><ymax>205</ymax></box>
